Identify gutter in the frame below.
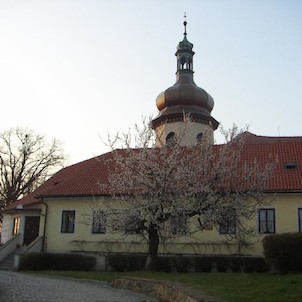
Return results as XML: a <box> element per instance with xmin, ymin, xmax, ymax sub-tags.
<box><xmin>40</xmin><ymin>198</ymin><xmax>48</xmax><ymax>252</ymax></box>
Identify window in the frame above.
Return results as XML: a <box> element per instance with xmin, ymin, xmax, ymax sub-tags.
<box><xmin>219</xmin><ymin>207</ymin><xmax>236</xmax><ymax>234</ymax></box>
<box><xmin>92</xmin><ymin>210</ymin><xmax>107</xmax><ymax>234</ymax></box>
<box><xmin>125</xmin><ymin>212</ymin><xmax>144</xmax><ymax>234</ymax></box>
<box><xmin>258</xmin><ymin>208</ymin><xmax>275</xmax><ymax>234</ymax></box>
<box><xmin>180</xmin><ymin>56</ymin><xmax>186</xmax><ymax>69</ymax></box>
<box><xmin>166</xmin><ymin>132</ymin><xmax>176</xmax><ymax>146</ymax></box>
<box><xmin>285</xmin><ymin>162</ymin><xmax>297</xmax><ymax>170</ymax></box>
<box><xmin>171</xmin><ymin>215</ymin><xmax>188</xmax><ymax>235</ymax></box>
<box><xmin>299</xmin><ymin>208</ymin><xmax>302</xmax><ymax>232</ymax></box>
<box><xmin>13</xmin><ymin>217</ymin><xmax>20</xmax><ymax>235</ymax></box>
<box><xmin>61</xmin><ymin>210</ymin><xmax>75</xmax><ymax>233</ymax></box>
<box><xmin>196</xmin><ymin>133</ymin><xmax>203</xmax><ymax>143</ymax></box>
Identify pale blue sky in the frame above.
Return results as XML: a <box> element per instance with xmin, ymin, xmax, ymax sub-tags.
<box><xmin>1</xmin><ymin>0</ymin><xmax>301</xmax><ymax>164</ymax></box>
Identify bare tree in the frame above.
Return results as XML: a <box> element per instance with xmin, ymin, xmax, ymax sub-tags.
<box><xmin>99</xmin><ymin>117</ymin><xmax>275</xmax><ymax>271</ymax></box>
<box><xmin>0</xmin><ymin>127</ymin><xmax>65</xmax><ymax>211</ymax></box>
<box><xmin>219</xmin><ymin>123</ymin><xmax>249</xmax><ymax>143</ymax></box>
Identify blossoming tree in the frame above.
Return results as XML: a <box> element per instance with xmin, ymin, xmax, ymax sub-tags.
<box><xmin>99</xmin><ymin>117</ymin><xmax>275</xmax><ymax>271</ymax></box>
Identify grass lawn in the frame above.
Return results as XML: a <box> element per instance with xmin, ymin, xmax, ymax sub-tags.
<box><xmin>25</xmin><ymin>271</ymin><xmax>302</xmax><ymax>302</ymax></box>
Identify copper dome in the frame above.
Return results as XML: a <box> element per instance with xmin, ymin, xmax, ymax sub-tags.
<box><xmin>156</xmin><ymin>73</ymin><xmax>214</xmax><ymax>115</ymax></box>
<box><xmin>152</xmin><ymin>19</ymin><xmax>218</xmax><ymax>130</ymax></box>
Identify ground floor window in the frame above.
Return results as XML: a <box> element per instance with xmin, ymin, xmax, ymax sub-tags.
<box><xmin>171</xmin><ymin>215</ymin><xmax>188</xmax><ymax>235</ymax></box>
<box><xmin>13</xmin><ymin>217</ymin><xmax>20</xmax><ymax>235</ymax></box>
<box><xmin>298</xmin><ymin>208</ymin><xmax>302</xmax><ymax>232</ymax></box>
<box><xmin>61</xmin><ymin>210</ymin><xmax>75</xmax><ymax>233</ymax></box>
<box><xmin>219</xmin><ymin>207</ymin><xmax>236</xmax><ymax>234</ymax></box>
<box><xmin>124</xmin><ymin>212</ymin><xmax>144</xmax><ymax>234</ymax></box>
<box><xmin>258</xmin><ymin>208</ymin><xmax>275</xmax><ymax>234</ymax></box>
<box><xmin>92</xmin><ymin>210</ymin><xmax>107</xmax><ymax>234</ymax></box>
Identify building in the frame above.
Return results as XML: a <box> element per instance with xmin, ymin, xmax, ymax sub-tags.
<box><xmin>1</xmin><ymin>20</ymin><xmax>302</xmax><ymax>266</ymax></box>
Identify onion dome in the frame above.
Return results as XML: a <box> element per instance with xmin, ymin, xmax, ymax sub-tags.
<box><xmin>152</xmin><ymin>18</ymin><xmax>218</xmax><ymax>130</ymax></box>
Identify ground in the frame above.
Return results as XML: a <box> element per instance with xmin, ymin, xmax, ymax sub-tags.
<box><xmin>0</xmin><ymin>271</ymin><xmax>157</xmax><ymax>302</ymax></box>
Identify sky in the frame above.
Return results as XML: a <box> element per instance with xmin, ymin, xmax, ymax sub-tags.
<box><xmin>1</xmin><ymin>0</ymin><xmax>302</xmax><ymax>165</ymax></box>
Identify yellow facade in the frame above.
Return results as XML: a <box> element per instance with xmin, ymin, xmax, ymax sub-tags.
<box><xmin>42</xmin><ymin>193</ymin><xmax>302</xmax><ymax>257</ymax></box>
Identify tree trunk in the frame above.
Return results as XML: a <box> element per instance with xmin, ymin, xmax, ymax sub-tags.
<box><xmin>145</xmin><ymin>226</ymin><xmax>159</xmax><ymax>271</ymax></box>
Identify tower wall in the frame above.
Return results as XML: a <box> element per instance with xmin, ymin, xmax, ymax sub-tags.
<box><xmin>155</xmin><ymin>121</ymin><xmax>214</xmax><ymax>147</ymax></box>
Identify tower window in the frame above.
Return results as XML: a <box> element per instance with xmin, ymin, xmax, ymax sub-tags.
<box><xmin>187</xmin><ymin>57</ymin><xmax>193</xmax><ymax>70</ymax></box>
<box><xmin>196</xmin><ymin>133</ymin><xmax>203</xmax><ymax>143</ymax></box>
<box><xmin>180</xmin><ymin>57</ymin><xmax>186</xmax><ymax>69</ymax></box>
<box><xmin>166</xmin><ymin>132</ymin><xmax>176</xmax><ymax>146</ymax></box>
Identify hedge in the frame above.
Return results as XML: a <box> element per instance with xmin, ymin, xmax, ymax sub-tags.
<box><xmin>107</xmin><ymin>254</ymin><xmax>267</xmax><ymax>273</ymax></box>
<box><xmin>20</xmin><ymin>252</ymin><xmax>268</xmax><ymax>272</ymax></box>
<box><xmin>263</xmin><ymin>232</ymin><xmax>302</xmax><ymax>273</ymax></box>
<box><xmin>20</xmin><ymin>253</ymin><xmax>96</xmax><ymax>271</ymax></box>
<box><xmin>108</xmin><ymin>254</ymin><xmax>146</xmax><ymax>272</ymax></box>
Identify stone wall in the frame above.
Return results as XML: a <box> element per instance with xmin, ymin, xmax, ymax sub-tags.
<box><xmin>111</xmin><ymin>277</ymin><xmax>222</xmax><ymax>302</ymax></box>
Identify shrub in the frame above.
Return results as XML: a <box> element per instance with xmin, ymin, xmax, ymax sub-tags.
<box><xmin>108</xmin><ymin>254</ymin><xmax>145</xmax><ymax>271</ymax></box>
<box><xmin>243</xmin><ymin>257</ymin><xmax>268</xmax><ymax>273</ymax></box>
<box><xmin>193</xmin><ymin>257</ymin><xmax>213</xmax><ymax>272</ymax></box>
<box><xmin>156</xmin><ymin>256</ymin><xmax>173</xmax><ymax>272</ymax></box>
<box><xmin>107</xmin><ymin>254</ymin><xmax>267</xmax><ymax>273</ymax></box>
<box><xmin>263</xmin><ymin>232</ymin><xmax>302</xmax><ymax>273</ymax></box>
<box><xmin>175</xmin><ymin>256</ymin><xmax>194</xmax><ymax>272</ymax></box>
<box><xmin>21</xmin><ymin>253</ymin><xmax>96</xmax><ymax>271</ymax></box>
<box><xmin>214</xmin><ymin>257</ymin><xmax>228</xmax><ymax>272</ymax></box>
<box><xmin>20</xmin><ymin>252</ymin><xmax>50</xmax><ymax>270</ymax></box>
<box><xmin>199</xmin><ymin>256</ymin><xmax>267</xmax><ymax>273</ymax></box>
<box><xmin>228</xmin><ymin>257</ymin><xmax>242</xmax><ymax>272</ymax></box>
<box><xmin>168</xmin><ymin>256</ymin><xmax>193</xmax><ymax>272</ymax></box>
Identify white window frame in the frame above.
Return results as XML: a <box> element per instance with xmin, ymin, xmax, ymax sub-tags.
<box><xmin>61</xmin><ymin>210</ymin><xmax>76</xmax><ymax>233</ymax></box>
<box><xmin>92</xmin><ymin>210</ymin><xmax>107</xmax><ymax>234</ymax></box>
<box><xmin>219</xmin><ymin>207</ymin><xmax>236</xmax><ymax>235</ymax></box>
<box><xmin>258</xmin><ymin>208</ymin><xmax>276</xmax><ymax>234</ymax></box>
<box><xmin>298</xmin><ymin>208</ymin><xmax>302</xmax><ymax>232</ymax></box>
<box><xmin>12</xmin><ymin>216</ymin><xmax>21</xmax><ymax>235</ymax></box>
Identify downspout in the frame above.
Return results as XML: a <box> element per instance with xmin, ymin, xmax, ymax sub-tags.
<box><xmin>40</xmin><ymin>199</ymin><xmax>48</xmax><ymax>252</ymax></box>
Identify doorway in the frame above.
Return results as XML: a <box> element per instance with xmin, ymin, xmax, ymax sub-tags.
<box><xmin>23</xmin><ymin>216</ymin><xmax>40</xmax><ymax>246</ymax></box>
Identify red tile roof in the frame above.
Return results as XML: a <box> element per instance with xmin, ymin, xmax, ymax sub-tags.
<box><xmin>2</xmin><ymin>152</ymin><xmax>113</xmax><ymax>212</ymax></box>
<box><xmin>241</xmin><ymin>131</ymin><xmax>302</xmax><ymax>144</ymax></box>
<box><xmin>3</xmin><ymin>138</ymin><xmax>302</xmax><ymax>212</ymax></box>
<box><xmin>242</xmin><ymin>141</ymin><xmax>302</xmax><ymax>192</ymax></box>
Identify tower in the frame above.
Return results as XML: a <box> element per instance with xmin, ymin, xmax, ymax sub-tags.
<box><xmin>151</xmin><ymin>17</ymin><xmax>219</xmax><ymax>146</ymax></box>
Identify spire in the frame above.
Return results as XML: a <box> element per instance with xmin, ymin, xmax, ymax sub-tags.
<box><xmin>176</xmin><ymin>14</ymin><xmax>194</xmax><ymax>78</ymax></box>
<box><xmin>183</xmin><ymin>12</ymin><xmax>187</xmax><ymax>39</ymax></box>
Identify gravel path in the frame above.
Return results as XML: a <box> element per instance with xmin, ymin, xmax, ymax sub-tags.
<box><xmin>0</xmin><ymin>271</ymin><xmax>157</xmax><ymax>302</ymax></box>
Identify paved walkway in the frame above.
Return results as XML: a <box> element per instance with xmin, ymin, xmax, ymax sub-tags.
<box><xmin>0</xmin><ymin>271</ymin><xmax>157</xmax><ymax>302</ymax></box>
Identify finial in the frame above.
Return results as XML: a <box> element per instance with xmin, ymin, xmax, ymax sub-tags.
<box><xmin>183</xmin><ymin>12</ymin><xmax>187</xmax><ymax>38</ymax></box>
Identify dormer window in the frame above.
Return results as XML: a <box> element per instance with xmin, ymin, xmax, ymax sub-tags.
<box><xmin>285</xmin><ymin>162</ymin><xmax>297</xmax><ymax>170</ymax></box>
